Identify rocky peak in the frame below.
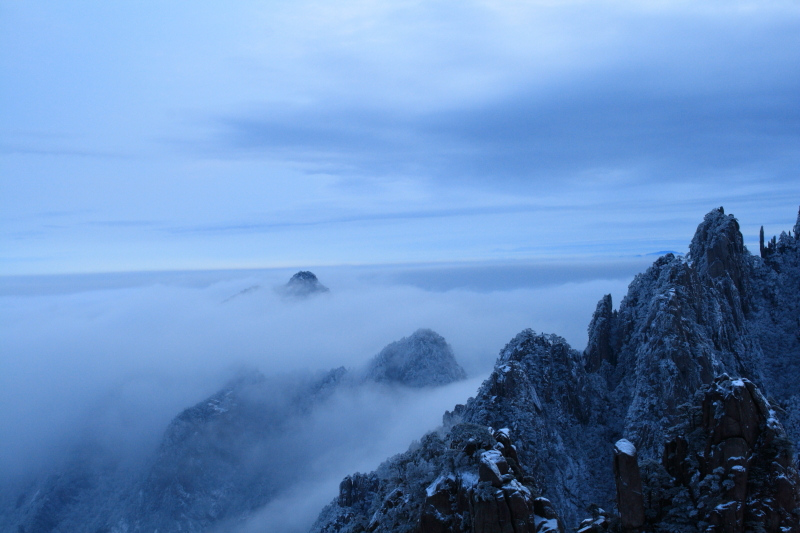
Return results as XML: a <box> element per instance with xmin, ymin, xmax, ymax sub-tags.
<box><xmin>495</xmin><ymin>330</ymin><xmax>590</xmax><ymax>421</ymax></box>
<box><xmin>449</xmin><ymin>330</ymin><xmax>610</xmax><ymax>527</ymax></box>
<box><xmin>365</xmin><ymin>328</ymin><xmax>466</xmax><ymax>388</ymax></box>
<box><xmin>281</xmin><ymin>270</ymin><xmax>329</xmax><ymax>298</ymax></box>
<box><xmin>613</xmin><ymin>438</ymin><xmax>645</xmax><ymax>529</ymax></box>
<box><xmin>584</xmin><ymin>294</ymin><xmax>616</xmax><ymax>372</ymax></box>
<box><xmin>688</xmin><ymin>207</ymin><xmax>747</xmax><ymax>291</ymax></box>
<box><xmin>603</xmin><ymin>212</ymin><xmax>764</xmax><ymax>453</ymax></box>
<box><xmin>311</xmin><ymin>206</ymin><xmax>800</xmax><ymax>533</ymax></box>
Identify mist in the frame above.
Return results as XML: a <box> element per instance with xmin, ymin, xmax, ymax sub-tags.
<box><xmin>216</xmin><ymin>376</ymin><xmax>488</xmax><ymax>533</ymax></box>
<box><xmin>0</xmin><ymin>259</ymin><xmax>641</xmax><ymax>527</ymax></box>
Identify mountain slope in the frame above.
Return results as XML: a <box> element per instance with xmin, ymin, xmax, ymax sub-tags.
<box><xmin>1</xmin><ymin>329</ymin><xmax>465</xmax><ymax>533</ymax></box>
<box><xmin>309</xmin><ymin>206</ymin><xmax>800</xmax><ymax>532</ymax></box>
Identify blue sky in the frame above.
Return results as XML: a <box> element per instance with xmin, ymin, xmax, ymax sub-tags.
<box><xmin>1</xmin><ymin>0</ymin><xmax>799</xmax><ymax>274</ymax></box>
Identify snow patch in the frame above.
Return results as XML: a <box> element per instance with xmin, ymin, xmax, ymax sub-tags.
<box><xmin>426</xmin><ymin>473</ymin><xmax>453</xmax><ymax>497</ymax></box>
<box><xmin>534</xmin><ymin>515</ymin><xmax>559</xmax><ymax>532</ymax></box>
<box><xmin>459</xmin><ymin>471</ymin><xmax>478</xmax><ymax>488</ymax></box>
<box><xmin>614</xmin><ymin>438</ymin><xmax>636</xmax><ymax>456</ymax></box>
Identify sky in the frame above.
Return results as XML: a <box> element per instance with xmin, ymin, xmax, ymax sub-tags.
<box><xmin>1</xmin><ymin>0</ymin><xmax>799</xmax><ymax>275</ymax></box>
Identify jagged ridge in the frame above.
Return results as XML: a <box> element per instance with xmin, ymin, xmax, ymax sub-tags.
<box><xmin>310</xmin><ymin>206</ymin><xmax>800</xmax><ymax>532</ymax></box>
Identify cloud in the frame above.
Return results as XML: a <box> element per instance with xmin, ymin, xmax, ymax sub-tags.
<box><xmin>225</xmin><ymin>377</ymin><xmax>488</xmax><ymax>533</ymax></box>
<box><xmin>205</xmin><ymin>0</ymin><xmax>800</xmax><ymax>186</ymax></box>
<box><xmin>0</xmin><ymin>262</ymin><xmax>635</xmax><ymax>483</ymax></box>
<box><xmin>2</xmin><ymin>1</ymin><xmax>798</xmax><ymax>275</ymax></box>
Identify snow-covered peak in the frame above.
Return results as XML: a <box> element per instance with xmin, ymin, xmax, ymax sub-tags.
<box><xmin>364</xmin><ymin>328</ymin><xmax>466</xmax><ymax>387</ymax></box>
<box><xmin>687</xmin><ymin>206</ymin><xmax>747</xmax><ymax>287</ymax></box>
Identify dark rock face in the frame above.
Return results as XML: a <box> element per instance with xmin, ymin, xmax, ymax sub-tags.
<box><xmin>313</xmin><ymin>331</ymin><xmax>614</xmax><ymax>530</ymax></box>
<box><xmin>455</xmin><ymin>331</ymin><xmax>613</xmax><ymax>527</ymax></box>
<box><xmin>689</xmin><ymin>207</ymin><xmax>747</xmax><ymax>292</ymax></box>
<box><xmin>585</xmin><ymin>294</ymin><xmax>616</xmax><ymax>372</ymax></box>
<box><xmin>281</xmin><ymin>270</ymin><xmax>330</xmax><ymax>298</ymax></box>
<box><xmin>579</xmin><ymin>205</ymin><xmax>800</xmax><ymax>456</ymax></box>
<box><xmin>339</xmin><ymin>474</ymin><xmax>379</xmax><ymax>508</ymax></box>
<box><xmin>365</xmin><ymin>328</ymin><xmax>467</xmax><ymax>387</ymax></box>
<box><xmin>612</xmin><ymin>439</ymin><xmax>644</xmax><ymax>529</ymax></box>
<box><xmin>748</xmin><ymin>210</ymin><xmax>800</xmax><ymax>448</ymax></box>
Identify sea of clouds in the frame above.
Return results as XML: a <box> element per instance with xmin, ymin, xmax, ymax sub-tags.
<box><xmin>0</xmin><ymin>258</ymin><xmax>648</xmax><ymax>531</ymax></box>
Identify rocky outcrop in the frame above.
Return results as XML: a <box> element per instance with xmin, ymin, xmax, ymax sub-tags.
<box><xmin>689</xmin><ymin>207</ymin><xmax>748</xmax><ymax>293</ymax></box>
<box><xmin>313</xmin><ymin>331</ymin><xmax>613</xmax><ymax>530</ymax></box>
<box><xmin>311</xmin><ymin>424</ymin><xmax>562</xmax><ymax>533</ymax></box>
<box><xmin>365</xmin><ymin>328</ymin><xmax>467</xmax><ymax>387</ymax></box>
<box><xmin>453</xmin><ymin>331</ymin><xmax>613</xmax><ymax>527</ymax></box>
<box><xmin>280</xmin><ymin>270</ymin><xmax>330</xmax><ymax>298</ymax></box>
<box><xmin>582</xmin><ymin>207</ymin><xmax>770</xmax><ymax>456</ymax></box>
<box><xmin>748</xmin><ymin>209</ymin><xmax>800</xmax><ymax>448</ymax></box>
<box><xmin>576</xmin><ymin>508</ymin><xmax>612</xmax><ymax>533</ymax></box>
<box><xmin>584</xmin><ymin>294</ymin><xmax>616</xmax><ymax>372</ymax></box>
<box><xmin>612</xmin><ymin>439</ymin><xmax>644</xmax><ymax>529</ymax></box>
<box><xmin>637</xmin><ymin>375</ymin><xmax>800</xmax><ymax>532</ymax></box>
<box><xmin>339</xmin><ymin>474</ymin><xmax>379</xmax><ymax>508</ymax></box>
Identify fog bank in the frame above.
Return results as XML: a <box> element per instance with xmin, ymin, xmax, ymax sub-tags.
<box><xmin>0</xmin><ymin>260</ymin><xmax>639</xmax><ymax>490</ymax></box>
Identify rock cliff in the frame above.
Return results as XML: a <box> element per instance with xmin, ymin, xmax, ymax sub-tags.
<box><xmin>639</xmin><ymin>375</ymin><xmax>800</xmax><ymax>532</ymax></box>
<box><xmin>310</xmin><ymin>206</ymin><xmax>800</xmax><ymax>532</ymax></box>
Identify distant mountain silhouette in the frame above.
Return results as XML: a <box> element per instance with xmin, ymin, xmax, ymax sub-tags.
<box><xmin>279</xmin><ymin>271</ymin><xmax>330</xmax><ymax>298</ymax></box>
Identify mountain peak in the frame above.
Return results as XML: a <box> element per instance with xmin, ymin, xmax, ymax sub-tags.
<box><xmin>365</xmin><ymin>328</ymin><xmax>467</xmax><ymax>387</ymax></box>
<box><xmin>688</xmin><ymin>206</ymin><xmax>747</xmax><ymax>289</ymax></box>
<box><xmin>281</xmin><ymin>270</ymin><xmax>329</xmax><ymax>298</ymax></box>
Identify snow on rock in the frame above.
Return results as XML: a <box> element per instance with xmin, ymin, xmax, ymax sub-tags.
<box><xmin>310</xmin><ymin>424</ymin><xmax>563</xmax><ymax>533</ymax></box>
<box><xmin>312</xmin><ymin>206</ymin><xmax>800</xmax><ymax>533</ymax></box>
<box><xmin>613</xmin><ymin>437</ymin><xmax>645</xmax><ymax>528</ymax></box>
<box><xmin>652</xmin><ymin>374</ymin><xmax>800</xmax><ymax>531</ymax></box>
<box><xmin>613</xmin><ymin>438</ymin><xmax>636</xmax><ymax>457</ymax></box>
<box><xmin>364</xmin><ymin>328</ymin><xmax>467</xmax><ymax>388</ymax></box>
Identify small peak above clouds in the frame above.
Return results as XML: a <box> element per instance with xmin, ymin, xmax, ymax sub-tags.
<box><xmin>688</xmin><ymin>206</ymin><xmax>747</xmax><ymax>287</ymax></box>
<box><xmin>278</xmin><ymin>271</ymin><xmax>330</xmax><ymax>299</ymax></box>
<box><xmin>364</xmin><ymin>328</ymin><xmax>467</xmax><ymax>388</ymax></box>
